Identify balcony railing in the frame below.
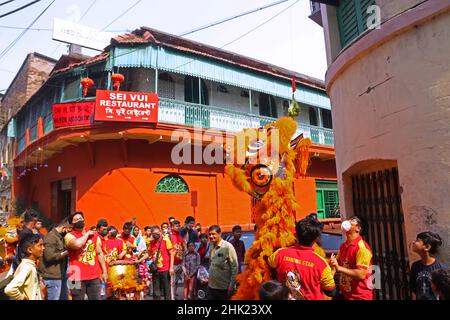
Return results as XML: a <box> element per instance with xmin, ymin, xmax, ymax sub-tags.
<box><xmin>159</xmin><ymin>98</ymin><xmax>334</xmax><ymax>147</ymax></box>
<box><xmin>17</xmin><ymin>98</ymin><xmax>334</xmax><ymax>155</ymax></box>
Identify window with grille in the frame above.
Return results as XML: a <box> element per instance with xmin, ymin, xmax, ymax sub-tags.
<box><xmin>155</xmin><ymin>175</ymin><xmax>189</xmax><ymax>193</ymax></box>
<box><xmin>321</xmin><ymin>109</ymin><xmax>333</xmax><ymax>129</ymax></box>
<box><xmin>184</xmin><ymin>76</ymin><xmax>209</xmax><ymax>105</ymax></box>
<box><xmin>259</xmin><ymin>93</ymin><xmax>278</xmax><ymax>118</ymax></box>
<box><xmin>158</xmin><ymin>72</ymin><xmax>175</xmax><ymax>99</ymax></box>
<box><xmin>309</xmin><ymin>107</ymin><xmax>318</xmax><ymax>126</ymax></box>
<box><xmin>337</xmin><ymin>0</ymin><xmax>376</xmax><ymax>47</ymax></box>
<box><xmin>316</xmin><ymin>180</ymin><xmax>339</xmax><ymax>219</ymax></box>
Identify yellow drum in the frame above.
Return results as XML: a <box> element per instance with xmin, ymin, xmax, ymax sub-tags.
<box><xmin>107</xmin><ymin>262</ymin><xmax>138</xmax><ymax>290</ymax></box>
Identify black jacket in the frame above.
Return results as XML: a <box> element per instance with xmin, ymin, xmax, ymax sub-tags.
<box><xmin>38</xmin><ymin>228</ymin><xmax>68</xmax><ymax>280</ymax></box>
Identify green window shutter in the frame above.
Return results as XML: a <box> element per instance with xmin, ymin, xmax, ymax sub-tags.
<box><xmin>337</xmin><ymin>0</ymin><xmax>376</xmax><ymax>47</ymax></box>
<box><xmin>316</xmin><ymin>190</ymin><xmax>326</xmax><ymax>219</ymax></box>
<box><xmin>316</xmin><ymin>180</ymin><xmax>339</xmax><ymax>219</ymax></box>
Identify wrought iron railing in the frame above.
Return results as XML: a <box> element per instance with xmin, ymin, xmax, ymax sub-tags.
<box><xmin>17</xmin><ymin>97</ymin><xmax>334</xmax><ymax>156</ymax></box>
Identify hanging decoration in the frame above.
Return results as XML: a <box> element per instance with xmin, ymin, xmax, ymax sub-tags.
<box><xmin>288</xmin><ymin>77</ymin><xmax>300</xmax><ymax>118</ymax></box>
<box><xmin>80</xmin><ymin>77</ymin><xmax>94</xmax><ymax>97</ymax></box>
<box><xmin>111</xmin><ymin>73</ymin><xmax>125</xmax><ymax>91</ymax></box>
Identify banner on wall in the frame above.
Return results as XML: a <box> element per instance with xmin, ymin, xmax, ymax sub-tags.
<box><xmin>95</xmin><ymin>90</ymin><xmax>158</xmax><ymax>123</ymax></box>
<box><xmin>53</xmin><ymin>101</ymin><xmax>95</xmax><ymax>128</ymax></box>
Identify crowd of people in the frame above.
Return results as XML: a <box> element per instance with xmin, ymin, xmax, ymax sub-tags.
<box><xmin>0</xmin><ymin>211</ymin><xmax>245</xmax><ymax>300</ymax></box>
<box><xmin>1</xmin><ymin>210</ymin><xmax>449</xmax><ymax>301</ymax></box>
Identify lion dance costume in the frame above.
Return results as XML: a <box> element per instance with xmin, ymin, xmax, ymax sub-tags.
<box><xmin>0</xmin><ymin>215</ymin><xmax>20</xmax><ymax>278</ymax></box>
<box><xmin>224</xmin><ymin>114</ymin><xmax>311</xmax><ymax>300</ymax></box>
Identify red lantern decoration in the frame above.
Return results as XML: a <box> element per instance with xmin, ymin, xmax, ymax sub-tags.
<box><xmin>111</xmin><ymin>73</ymin><xmax>125</xmax><ymax>91</ymax></box>
<box><xmin>80</xmin><ymin>77</ymin><xmax>94</xmax><ymax>97</ymax></box>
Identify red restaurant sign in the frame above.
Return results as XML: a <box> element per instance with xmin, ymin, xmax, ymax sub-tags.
<box><xmin>53</xmin><ymin>101</ymin><xmax>95</xmax><ymax>128</ymax></box>
<box><xmin>95</xmin><ymin>90</ymin><xmax>158</xmax><ymax>123</ymax></box>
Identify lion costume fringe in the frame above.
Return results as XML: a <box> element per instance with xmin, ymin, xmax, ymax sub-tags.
<box><xmin>224</xmin><ymin>116</ymin><xmax>311</xmax><ymax>300</ymax></box>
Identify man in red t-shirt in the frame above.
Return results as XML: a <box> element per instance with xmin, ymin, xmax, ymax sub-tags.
<box><xmin>330</xmin><ymin>216</ymin><xmax>373</xmax><ymax>300</ymax></box>
<box><xmin>268</xmin><ymin>217</ymin><xmax>336</xmax><ymax>300</ymax></box>
<box><xmin>149</xmin><ymin>225</ymin><xmax>175</xmax><ymax>300</ymax></box>
<box><xmin>103</xmin><ymin>226</ymin><xmax>126</xmax><ymax>267</ymax></box>
<box><xmin>117</xmin><ymin>222</ymin><xmax>137</xmax><ymax>261</ymax></box>
<box><xmin>95</xmin><ymin>219</ymin><xmax>108</xmax><ymax>246</ymax></box>
<box><xmin>64</xmin><ymin>211</ymin><xmax>107</xmax><ymax>300</ymax></box>
<box><xmin>170</xmin><ymin>220</ymin><xmax>186</xmax><ymax>300</ymax></box>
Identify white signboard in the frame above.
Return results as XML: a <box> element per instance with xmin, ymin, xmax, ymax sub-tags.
<box><xmin>53</xmin><ymin>18</ymin><xmax>112</xmax><ymax>51</ymax></box>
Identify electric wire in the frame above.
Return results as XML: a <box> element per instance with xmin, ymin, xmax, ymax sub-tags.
<box><xmin>0</xmin><ymin>0</ymin><xmax>41</xmax><ymax>19</ymax></box>
<box><xmin>0</xmin><ymin>0</ymin><xmax>56</xmax><ymax>61</ymax></box>
<box><xmin>0</xmin><ymin>0</ymin><xmax>15</xmax><ymax>7</ymax></box>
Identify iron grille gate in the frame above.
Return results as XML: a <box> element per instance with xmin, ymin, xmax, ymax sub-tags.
<box><xmin>351</xmin><ymin>167</ymin><xmax>412</xmax><ymax>300</ymax></box>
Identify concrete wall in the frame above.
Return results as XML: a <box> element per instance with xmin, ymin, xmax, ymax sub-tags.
<box><xmin>321</xmin><ymin>3</ymin><xmax>342</xmax><ymax>66</ymax></box>
<box><xmin>327</xmin><ymin>10</ymin><xmax>450</xmax><ymax>265</ymax></box>
<box><xmin>0</xmin><ymin>54</ymin><xmax>55</xmax><ymax>123</ymax></box>
<box><xmin>378</xmin><ymin>0</ymin><xmax>427</xmax><ymax>23</ymax></box>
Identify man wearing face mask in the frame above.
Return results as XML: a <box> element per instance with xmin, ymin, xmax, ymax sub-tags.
<box><xmin>149</xmin><ymin>226</ymin><xmax>175</xmax><ymax>300</ymax></box>
<box><xmin>118</xmin><ymin>222</ymin><xmax>137</xmax><ymax>261</ymax></box>
<box><xmin>64</xmin><ymin>211</ymin><xmax>108</xmax><ymax>300</ymax></box>
<box><xmin>96</xmin><ymin>219</ymin><xmax>108</xmax><ymax>243</ymax></box>
<box><xmin>38</xmin><ymin>218</ymin><xmax>72</xmax><ymax>300</ymax></box>
<box><xmin>330</xmin><ymin>216</ymin><xmax>373</xmax><ymax>300</ymax></box>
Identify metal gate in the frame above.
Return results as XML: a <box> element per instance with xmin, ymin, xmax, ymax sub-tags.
<box><xmin>351</xmin><ymin>167</ymin><xmax>411</xmax><ymax>300</ymax></box>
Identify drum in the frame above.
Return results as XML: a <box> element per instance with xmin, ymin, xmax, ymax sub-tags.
<box><xmin>107</xmin><ymin>263</ymin><xmax>138</xmax><ymax>290</ymax></box>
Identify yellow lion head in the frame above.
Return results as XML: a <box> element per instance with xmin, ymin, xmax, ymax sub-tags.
<box><xmin>224</xmin><ymin>116</ymin><xmax>311</xmax><ymax>199</ymax></box>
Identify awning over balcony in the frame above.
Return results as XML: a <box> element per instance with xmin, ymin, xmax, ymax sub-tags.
<box><xmin>106</xmin><ymin>45</ymin><xmax>331</xmax><ymax>110</ymax></box>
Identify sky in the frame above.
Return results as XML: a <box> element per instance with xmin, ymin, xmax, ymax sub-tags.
<box><xmin>0</xmin><ymin>0</ymin><xmax>327</xmax><ymax>92</ymax></box>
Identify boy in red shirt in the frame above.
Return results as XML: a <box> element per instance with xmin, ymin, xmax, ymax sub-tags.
<box><xmin>330</xmin><ymin>216</ymin><xmax>373</xmax><ymax>300</ymax></box>
<box><xmin>268</xmin><ymin>217</ymin><xmax>336</xmax><ymax>300</ymax></box>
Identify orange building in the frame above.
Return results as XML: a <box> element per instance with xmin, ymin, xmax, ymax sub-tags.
<box><xmin>9</xmin><ymin>28</ymin><xmax>337</xmax><ymax>231</ymax></box>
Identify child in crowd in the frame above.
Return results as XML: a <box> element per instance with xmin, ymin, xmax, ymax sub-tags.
<box><xmin>410</xmin><ymin>231</ymin><xmax>445</xmax><ymax>300</ymax></box>
<box><xmin>431</xmin><ymin>269</ymin><xmax>450</xmax><ymax>300</ymax></box>
<box><xmin>259</xmin><ymin>280</ymin><xmax>290</xmax><ymax>300</ymax></box>
<box><xmin>5</xmin><ymin>233</ymin><xmax>44</xmax><ymax>300</ymax></box>
<box><xmin>183</xmin><ymin>242</ymin><xmax>200</xmax><ymax>300</ymax></box>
